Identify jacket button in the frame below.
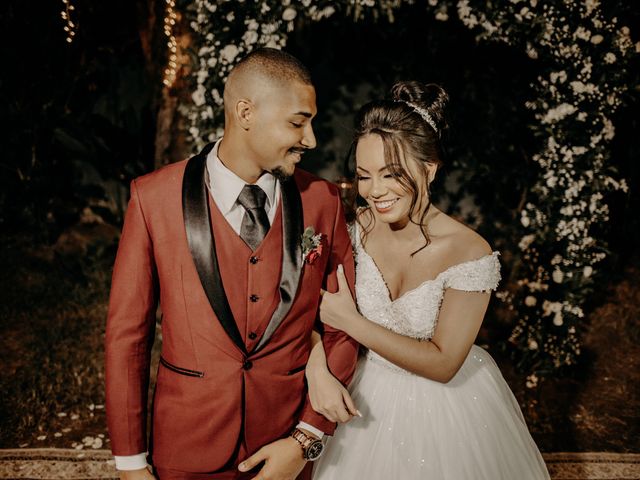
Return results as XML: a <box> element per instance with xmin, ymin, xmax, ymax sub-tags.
<box><xmin>242</xmin><ymin>360</ymin><xmax>253</xmax><ymax>370</ymax></box>
<box><xmin>249</xmin><ymin>256</ymin><xmax>259</xmax><ymax>264</ymax></box>
<box><xmin>249</xmin><ymin>294</ymin><xmax>259</xmax><ymax>302</ymax></box>
<box><xmin>248</xmin><ymin>332</ymin><xmax>258</xmax><ymax>340</ymax></box>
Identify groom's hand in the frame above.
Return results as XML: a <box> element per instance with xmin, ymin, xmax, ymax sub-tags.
<box><xmin>118</xmin><ymin>467</ymin><xmax>155</xmax><ymax>480</ymax></box>
<box><xmin>238</xmin><ymin>437</ymin><xmax>307</xmax><ymax>480</ymax></box>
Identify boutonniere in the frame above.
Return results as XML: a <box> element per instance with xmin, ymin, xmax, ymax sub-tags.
<box><xmin>301</xmin><ymin>226</ymin><xmax>324</xmax><ymax>264</ymax></box>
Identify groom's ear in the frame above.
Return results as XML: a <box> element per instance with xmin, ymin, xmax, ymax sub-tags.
<box><xmin>236</xmin><ymin>99</ymin><xmax>253</xmax><ymax>130</ymax></box>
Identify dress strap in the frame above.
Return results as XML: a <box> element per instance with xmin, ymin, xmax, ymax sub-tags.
<box><xmin>440</xmin><ymin>252</ymin><xmax>501</xmax><ymax>292</ymax></box>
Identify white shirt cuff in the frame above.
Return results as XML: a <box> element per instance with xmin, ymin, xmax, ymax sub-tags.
<box><xmin>114</xmin><ymin>453</ymin><xmax>148</xmax><ymax>471</ymax></box>
<box><xmin>297</xmin><ymin>421</ymin><xmax>325</xmax><ymax>440</ymax></box>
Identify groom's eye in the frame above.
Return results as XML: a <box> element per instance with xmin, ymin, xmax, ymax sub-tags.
<box><xmin>290</xmin><ymin>122</ymin><xmax>303</xmax><ymax>128</ymax></box>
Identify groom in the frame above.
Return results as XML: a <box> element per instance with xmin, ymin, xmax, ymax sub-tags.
<box><xmin>105</xmin><ymin>48</ymin><xmax>358</xmax><ymax>480</ymax></box>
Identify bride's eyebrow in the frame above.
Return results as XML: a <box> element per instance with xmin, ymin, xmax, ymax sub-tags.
<box><xmin>356</xmin><ymin>166</ymin><xmax>390</xmax><ymax>173</ymax></box>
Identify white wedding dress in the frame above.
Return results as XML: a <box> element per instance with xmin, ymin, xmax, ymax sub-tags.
<box><xmin>312</xmin><ymin>223</ymin><xmax>550</xmax><ymax>479</ymax></box>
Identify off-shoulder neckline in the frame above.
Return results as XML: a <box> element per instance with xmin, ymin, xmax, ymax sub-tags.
<box><xmin>358</xmin><ymin>246</ymin><xmax>499</xmax><ymax>303</ymax></box>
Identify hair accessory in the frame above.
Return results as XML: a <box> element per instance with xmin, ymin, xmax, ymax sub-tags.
<box><xmin>398</xmin><ymin>100</ymin><xmax>438</xmax><ymax>134</ymax></box>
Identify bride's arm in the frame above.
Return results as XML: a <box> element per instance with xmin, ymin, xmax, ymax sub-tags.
<box><xmin>306</xmin><ymin>330</ymin><xmax>360</xmax><ymax>423</ymax></box>
<box><xmin>321</xmin><ymin>267</ymin><xmax>490</xmax><ymax>383</ymax></box>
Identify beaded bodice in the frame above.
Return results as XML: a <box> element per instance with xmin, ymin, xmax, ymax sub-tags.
<box><xmin>350</xmin><ymin>222</ymin><xmax>501</xmax><ymax>372</ymax></box>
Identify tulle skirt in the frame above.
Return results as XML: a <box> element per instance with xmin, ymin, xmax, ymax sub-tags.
<box><xmin>312</xmin><ymin>345</ymin><xmax>550</xmax><ymax>480</ymax></box>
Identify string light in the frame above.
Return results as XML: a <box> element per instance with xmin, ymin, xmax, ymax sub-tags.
<box><xmin>163</xmin><ymin>0</ymin><xmax>179</xmax><ymax>87</ymax></box>
<box><xmin>61</xmin><ymin>0</ymin><xmax>77</xmax><ymax>44</ymax></box>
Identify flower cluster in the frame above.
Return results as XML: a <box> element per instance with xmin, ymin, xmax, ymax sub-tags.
<box><xmin>438</xmin><ymin>0</ymin><xmax>635</xmax><ymax>381</ymax></box>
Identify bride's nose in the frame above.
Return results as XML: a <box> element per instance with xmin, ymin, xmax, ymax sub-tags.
<box><xmin>369</xmin><ymin>178</ymin><xmax>387</xmax><ymax>198</ymax></box>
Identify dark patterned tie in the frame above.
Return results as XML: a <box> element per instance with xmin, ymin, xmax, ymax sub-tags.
<box><xmin>237</xmin><ymin>185</ymin><xmax>270</xmax><ymax>251</ymax></box>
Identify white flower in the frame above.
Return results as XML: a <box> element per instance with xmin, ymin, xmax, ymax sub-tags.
<box><xmin>436</xmin><ymin>11</ymin><xmax>449</xmax><ymax>21</ymax></box>
<box><xmin>541</xmin><ymin>103</ymin><xmax>577</xmax><ymax>124</ymax></box>
<box><xmin>192</xmin><ymin>84</ymin><xmax>206</xmax><ymax>107</ymax></box>
<box><xmin>570</xmin><ymin>81</ymin><xmax>596</xmax><ymax>95</ymax></box>
<box><xmin>583</xmin><ymin>266</ymin><xmax>593</xmax><ymax>278</ymax></box>
<box><xmin>553</xmin><ymin>311</ymin><xmax>564</xmax><ymax>326</ymax></box>
<box><xmin>282</xmin><ymin>7</ymin><xmax>297</xmax><ymax>21</ymax></box>
<box><xmin>602</xmin><ymin>116</ymin><xmax>615</xmax><ymax>140</ymax></box>
<box><xmin>226</xmin><ymin>12</ymin><xmax>235</xmax><ymax>22</ymax></box>
<box><xmin>552</xmin><ymin>269</ymin><xmax>564</xmax><ymax>283</ymax></box>
<box><xmin>428</xmin><ymin>0</ymin><xmax>438</xmax><ymax>5</ymax></box>
<box><xmin>604</xmin><ymin>52</ymin><xmax>617</xmax><ymax>64</ymax></box>
<box><xmin>526</xmin><ymin>374</ymin><xmax>538</xmax><ymax>389</ymax></box>
<box><xmin>246</xmin><ymin>19</ymin><xmax>259</xmax><ymax>31</ymax></box>
<box><xmin>575</xmin><ymin>26</ymin><xmax>591</xmax><ymax>41</ymax></box>
<box><xmin>550</xmin><ymin>70</ymin><xmax>567</xmax><ymax>84</ymax></box>
<box><xmin>525</xmin><ymin>296</ymin><xmax>537</xmax><ymax>307</ymax></box>
<box><xmin>220</xmin><ymin>44</ymin><xmax>240</xmax><ymax>63</ymax></box>
<box><xmin>243</xmin><ymin>30</ymin><xmax>259</xmax><ymax>45</ymax></box>
<box><xmin>584</xmin><ymin>0</ymin><xmax>599</xmax><ymax>16</ymax></box>
<box><xmin>519</xmin><ymin>234</ymin><xmax>535</xmax><ymax>251</ymax></box>
<box><xmin>528</xmin><ymin>339</ymin><xmax>539</xmax><ymax>350</ymax></box>
<box><xmin>546</xmin><ymin>175</ymin><xmax>557</xmax><ymax>188</ymax></box>
<box><xmin>210</xmin><ymin>88</ymin><xmax>222</xmax><ymax>105</ymax></box>
<box><xmin>521</xmin><ymin>214</ymin><xmax>531</xmax><ymax>228</ymax></box>
<box><xmin>457</xmin><ymin>0</ymin><xmax>471</xmax><ymax>18</ymax></box>
<box><xmin>590</xmin><ymin>34</ymin><xmax>604</xmax><ymax>44</ymax></box>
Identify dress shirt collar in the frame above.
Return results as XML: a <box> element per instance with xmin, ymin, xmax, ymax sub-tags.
<box><xmin>206</xmin><ymin>138</ymin><xmax>278</xmax><ymax>215</ymax></box>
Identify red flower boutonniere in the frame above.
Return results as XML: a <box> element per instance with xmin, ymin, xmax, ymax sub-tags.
<box><xmin>301</xmin><ymin>226</ymin><xmax>324</xmax><ymax>265</ymax></box>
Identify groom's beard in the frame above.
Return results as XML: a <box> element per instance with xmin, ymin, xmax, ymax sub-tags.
<box><xmin>270</xmin><ymin>166</ymin><xmax>293</xmax><ymax>182</ymax></box>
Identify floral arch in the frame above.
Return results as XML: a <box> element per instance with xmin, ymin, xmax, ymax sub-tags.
<box><xmin>178</xmin><ymin>0</ymin><xmax>636</xmax><ymax>385</ymax></box>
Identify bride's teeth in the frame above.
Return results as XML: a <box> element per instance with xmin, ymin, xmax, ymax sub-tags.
<box><xmin>375</xmin><ymin>200</ymin><xmax>396</xmax><ymax>209</ymax></box>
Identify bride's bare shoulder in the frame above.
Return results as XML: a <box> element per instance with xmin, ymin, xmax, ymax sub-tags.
<box><xmin>433</xmin><ymin>212</ymin><xmax>492</xmax><ymax>263</ymax></box>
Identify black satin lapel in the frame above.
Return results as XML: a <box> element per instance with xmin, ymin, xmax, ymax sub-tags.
<box><xmin>182</xmin><ymin>144</ymin><xmax>247</xmax><ymax>355</ymax></box>
<box><xmin>253</xmin><ymin>176</ymin><xmax>304</xmax><ymax>352</ymax></box>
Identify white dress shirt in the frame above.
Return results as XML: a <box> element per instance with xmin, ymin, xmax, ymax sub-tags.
<box><xmin>114</xmin><ymin>139</ymin><xmax>322</xmax><ymax>471</ymax></box>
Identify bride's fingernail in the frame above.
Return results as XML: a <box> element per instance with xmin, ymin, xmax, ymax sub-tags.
<box><xmin>356</xmin><ymin>410</ymin><xmax>363</xmax><ymax>417</ymax></box>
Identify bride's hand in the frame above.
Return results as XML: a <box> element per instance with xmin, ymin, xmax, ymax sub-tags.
<box><xmin>306</xmin><ymin>362</ymin><xmax>360</xmax><ymax>423</ymax></box>
<box><xmin>319</xmin><ymin>265</ymin><xmax>361</xmax><ymax>334</ymax></box>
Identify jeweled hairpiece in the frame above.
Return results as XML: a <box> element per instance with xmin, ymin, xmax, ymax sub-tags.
<box><xmin>398</xmin><ymin>100</ymin><xmax>438</xmax><ymax>135</ymax></box>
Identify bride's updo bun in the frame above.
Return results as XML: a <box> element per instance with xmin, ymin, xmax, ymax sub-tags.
<box><xmin>390</xmin><ymin>81</ymin><xmax>449</xmax><ymax>139</ymax></box>
<box><xmin>352</xmin><ymin>81</ymin><xmax>450</xmax><ymax>253</ymax></box>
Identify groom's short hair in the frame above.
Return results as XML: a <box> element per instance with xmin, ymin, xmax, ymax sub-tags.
<box><xmin>226</xmin><ymin>48</ymin><xmax>312</xmax><ymax>91</ymax></box>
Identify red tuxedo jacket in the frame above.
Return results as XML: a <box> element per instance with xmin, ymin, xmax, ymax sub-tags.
<box><xmin>105</xmin><ymin>144</ymin><xmax>358</xmax><ymax>474</ymax></box>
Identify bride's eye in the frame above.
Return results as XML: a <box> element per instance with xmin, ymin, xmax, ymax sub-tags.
<box><xmin>357</xmin><ymin>175</ymin><xmax>370</xmax><ymax>181</ymax></box>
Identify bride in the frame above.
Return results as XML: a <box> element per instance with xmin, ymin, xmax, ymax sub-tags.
<box><xmin>307</xmin><ymin>81</ymin><xmax>550</xmax><ymax>479</ymax></box>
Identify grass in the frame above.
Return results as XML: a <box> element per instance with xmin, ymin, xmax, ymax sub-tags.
<box><xmin>0</xmin><ymin>232</ymin><xmax>638</xmax><ymax>453</ymax></box>
<box><xmin>0</xmin><ymin>234</ymin><xmax>114</xmax><ymax>449</ymax></box>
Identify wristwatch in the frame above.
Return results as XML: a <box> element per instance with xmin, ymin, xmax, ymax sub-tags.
<box><xmin>290</xmin><ymin>428</ymin><xmax>325</xmax><ymax>461</ymax></box>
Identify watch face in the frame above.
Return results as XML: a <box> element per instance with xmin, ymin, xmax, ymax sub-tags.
<box><xmin>306</xmin><ymin>440</ymin><xmax>324</xmax><ymax>461</ymax></box>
